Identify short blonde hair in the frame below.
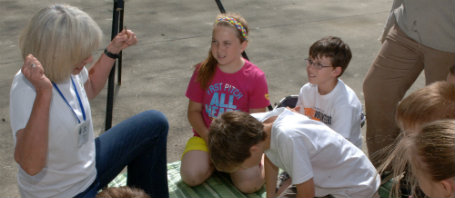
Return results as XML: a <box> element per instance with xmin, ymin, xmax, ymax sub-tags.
<box><xmin>19</xmin><ymin>4</ymin><xmax>102</xmax><ymax>83</ymax></box>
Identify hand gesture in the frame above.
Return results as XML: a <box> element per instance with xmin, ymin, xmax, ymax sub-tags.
<box><xmin>21</xmin><ymin>54</ymin><xmax>52</xmax><ymax>92</ymax></box>
<box><xmin>107</xmin><ymin>28</ymin><xmax>138</xmax><ymax>54</ymax></box>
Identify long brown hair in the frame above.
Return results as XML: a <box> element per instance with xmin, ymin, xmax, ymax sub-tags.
<box><xmin>196</xmin><ymin>13</ymin><xmax>248</xmax><ymax>90</ymax></box>
<box><xmin>410</xmin><ymin>120</ymin><xmax>455</xmax><ymax>182</ymax></box>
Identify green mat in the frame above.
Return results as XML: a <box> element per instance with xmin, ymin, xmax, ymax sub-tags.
<box><xmin>378</xmin><ymin>179</ymin><xmax>393</xmax><ymax>198</ymax></box>
<box><xmin>108</xmin><ymin>161</ymin><xmax>266</xmax><ymax>198</ymax></box>
<box><xmin>109</xmin><ymin>161</ymin><xmax>393</xmax><ymax>198</ymax></box>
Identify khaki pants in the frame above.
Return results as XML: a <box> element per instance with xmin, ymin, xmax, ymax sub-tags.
<box><xmin>363</xmin><ymin>24</ymin><xmax>455</xmax><ymax>167</ymax></box>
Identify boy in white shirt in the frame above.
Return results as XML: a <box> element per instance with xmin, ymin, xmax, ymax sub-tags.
<box><xmin>296</xmin><ymin>36</ymin><xmax>363</xmax><ymax>148</ymax></box>
<box><xmin>208</xmin><ymin>108</ymin><xmax>380</xmax><ymax>198</ymax></box>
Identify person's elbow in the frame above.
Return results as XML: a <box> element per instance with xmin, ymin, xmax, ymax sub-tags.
<box><xmin>22</xmin><ymin>166</ymin><xmax>44</xmax><ymax>176</ymax></box>
<box><xmin>187</xmin><ymin>107</ymin><xmax>202</xmax><ymax>119</ymax></box>
<box><xmin>19</xmin><ymin>162</ymin><xmax>45</xmax><ymax>176</ymax></box>
<box><xmin>15</xmin><ymin>151</ymin><xmax>45</xmax><ymax>176</ymax></box>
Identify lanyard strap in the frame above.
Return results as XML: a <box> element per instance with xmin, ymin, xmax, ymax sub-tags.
<box><xmin>52</xmin><ymin>77</ymin><xmax>86</xmax><ymax>123</ymax></box>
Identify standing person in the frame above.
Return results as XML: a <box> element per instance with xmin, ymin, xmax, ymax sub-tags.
<box><xmin>295</xmin><ymin>36</ymin><xmax>363</xmax><ymax>148</ymax></box>
<box><xmin>10</xmin><ymin>4</ymin><xmax>169</xmax><ymax>198</ymax></box>
<box><xmin>208</xmin><ymin>109</ymin><xmax>380</xmax><ymax>198</ymax></box>
<box><xmin>363</xmin><ymin>0</ymin><xmax>455</xmax><ymax>167</ymax></box>
<box><xmin>180</xmin><ymin>13</ymin><xmax>270</xmax><ymax>193</ymax></box>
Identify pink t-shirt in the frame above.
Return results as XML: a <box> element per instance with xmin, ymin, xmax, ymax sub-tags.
<box><xmin>186</xmin><ymin>59</ymin><xmax>270</xmax><ymax>136</ymax></box>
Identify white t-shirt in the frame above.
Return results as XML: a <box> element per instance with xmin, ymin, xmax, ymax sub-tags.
<box><xmin>252</xmin><ymin>108</ymin><xmax>380</xmax><ymax>198</ymax></box>
<box><xmin>10</xmin><ymin>67</ymin><xmax>96</xmax><ymax>198</ymax></box>
<box><xmin>296</xmin><ymin>79</ymin><xmax>363</xmax><ymax>148</ymax></box>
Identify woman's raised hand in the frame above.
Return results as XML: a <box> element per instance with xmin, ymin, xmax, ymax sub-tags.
<box><xmin>107</xmin><ymin>28</ymin><xmax>138</xmax><ymax>54</ymax></box>
<box><xmin>21</xmin><ymin>54</ymin><xmax>52</xmax><ymax>92</ymax></box>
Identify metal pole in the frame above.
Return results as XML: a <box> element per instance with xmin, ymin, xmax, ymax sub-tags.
<box><xmin>105</xmin><ymin>0</ymin><xmax>124</xmax><ymax>131</ymax></box>
<box><xmin>117</xmin><ymin>6</ymin><xmax>124</xmax><ymax>85</ymax></box>
<box><xmin>215</xmin><ymin>0</ymin><xmax>226</xmax><ymax>13</ymax></box>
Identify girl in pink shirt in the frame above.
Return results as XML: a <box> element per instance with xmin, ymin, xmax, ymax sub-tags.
<box><xmin>181</xmin><ymin>12</ymin><xmax>270</xmax><ymax>193</ymax></box>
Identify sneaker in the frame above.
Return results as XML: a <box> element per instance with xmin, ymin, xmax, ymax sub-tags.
<box><xmin>277</xmin><ymin>171</ymin><xmax>290</xmax><ymax>188</ymax></box>
<box><xmin>276</xmin><ymin>171</ymin><xmax>292</xmax><ymax>196</ymax></box>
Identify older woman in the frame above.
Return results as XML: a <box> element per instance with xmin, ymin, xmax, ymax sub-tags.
<box><xmin>10</xmin><ymin>4</ymin><xmax>169</xmax><ymax>198</ymax></box>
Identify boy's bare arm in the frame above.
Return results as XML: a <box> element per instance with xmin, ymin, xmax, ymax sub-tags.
<box><xmin>249</xmin><ymin>107</ymin><xmax>267</xmax><ymax>113</ymax></box>
<box><xmin>264</xmin><ymin>156</ymin><xmax>278</xmax><ymax>198</ymax></box>
<box><xmin>295</xmin><ymin>179</ymin><xmax>315</xmax><ymax>198</ymax></box>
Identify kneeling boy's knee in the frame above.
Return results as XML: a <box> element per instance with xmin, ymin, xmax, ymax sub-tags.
<box><xmin>233</xmin><ymin>180</ymin><xmax>263</xmax><ymax>194</ymax></box>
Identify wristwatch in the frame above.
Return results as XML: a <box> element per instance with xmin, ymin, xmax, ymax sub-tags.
<box><xmin>104</xmin><ymin>48</ymin><xmax>120</xmax><ymax>59</ymax></box>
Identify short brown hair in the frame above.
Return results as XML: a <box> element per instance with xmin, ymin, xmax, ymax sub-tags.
<box><xmin>396</xmin><ymin>81</ymin><xmax>455</xmax><ymax>132</ymax></box>
<box><xmin>96</xmin><ymin>186</ymin><xmax>150</xmax><ymax>198</ymax></box>
<box><xmin>208</xmin><ymin>111</ymin><xmax>266</xmax><ymax>172</ymax></box>
<box><xmin>309</xmin><ymin>36</ymin><xmax>352</xmax><ymax>77</ymax></box>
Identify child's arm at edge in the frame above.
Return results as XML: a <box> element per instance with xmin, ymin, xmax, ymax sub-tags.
<box><xmin>264</xmin><ymin>155</ymin><xmax>278</xmax><ymax>198</ymax></box>
<box><xmin>250</xmin><ymin>107</ymin><xmax>267</xmax><ymax>113</ymax></box>
<box><xmin>295</xmin><ymin>179</ymin><xmax>315</xmax><ymax>198</ymax></box>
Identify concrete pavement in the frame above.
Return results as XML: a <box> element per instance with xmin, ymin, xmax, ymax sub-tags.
<box><xmin>0</xmin><ymin>0</ymin><xmax>425</xmax><ymax>196</ymax></box>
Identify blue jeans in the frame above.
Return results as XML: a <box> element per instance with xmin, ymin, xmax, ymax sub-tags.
<box><xmin>75</xmin><ymin>110</ymin><xmax>169</xmax><ymax>198</ymax></box>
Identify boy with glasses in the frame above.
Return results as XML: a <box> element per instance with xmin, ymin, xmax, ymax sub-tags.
<box><xmin>295</xmin><ymin>36</ymin><xmax>363</xmax><ymax>148</ymax></box>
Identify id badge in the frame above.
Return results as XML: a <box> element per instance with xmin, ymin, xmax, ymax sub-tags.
<box><xmin>77</xmin><ymin>121</ymin><xmax>90</xmax><ymax>147</ymax></box>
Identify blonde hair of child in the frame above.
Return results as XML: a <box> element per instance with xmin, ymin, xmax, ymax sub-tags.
<box><xmin>396</xmin><ymin>81</ymin><xmax>455</xmax><ymax>132</ymax></box>
<box><xmin>19</xmin><ymin>4</ymin><xmax>102</xmax><ymax>83</ymax></box>
<box><xmin>411</xmin><ymin>119</ymin><xmax>455</xmax><ymax>181</ymax></box>
<box><xmin>196</xmin><ymin>13</ymin><xmax>249</xmax><ymax>90</ymax></box>
<box><xmin>379</xmin><ymin>120</ymin><xmax>455</xmax><ymax>197</ymax></box>
<box><xmin>375</xmin><ymin>82</ymin><xmax>454</xmax><ymax>162</ymax></box>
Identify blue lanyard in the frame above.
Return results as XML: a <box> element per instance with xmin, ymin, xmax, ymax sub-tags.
<box><xmin>52</xmin><ymin>77</ymin><xmax>86</xmax><ymax>123</ymax></box>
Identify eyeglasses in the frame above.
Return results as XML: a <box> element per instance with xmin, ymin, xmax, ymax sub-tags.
<box><xmin>304</xmin><ymin>58</ymin><xmax>333</xmax><ymax>70</ymax></box>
